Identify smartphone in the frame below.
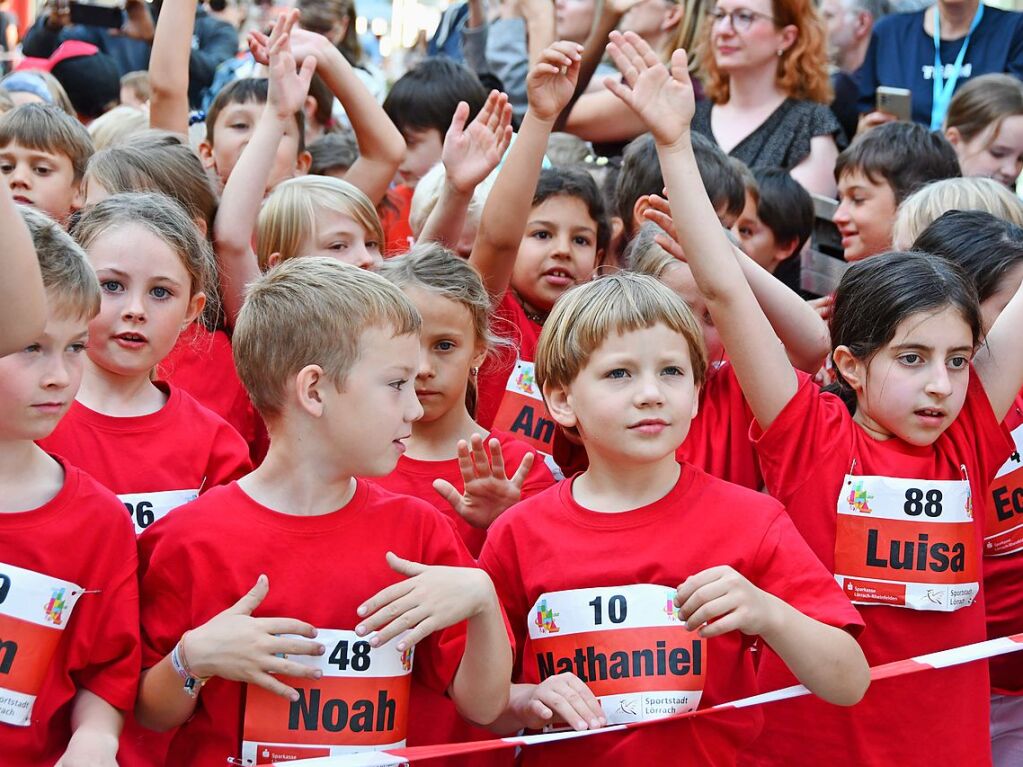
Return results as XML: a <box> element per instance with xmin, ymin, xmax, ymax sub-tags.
<box><xmin>69</xmin><ymin>0</ymin><xmax>124</xmax><ymax>28</ymax></box>
<box><xmin>876</xmin><ymin>86</ymin><xmax>912</xmax><ymax>122</ymax></box>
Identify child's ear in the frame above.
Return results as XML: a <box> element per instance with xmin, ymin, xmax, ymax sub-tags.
<box><xmin>662</xmin><ymin>2</ymin><xmax>684</xmax><ymax>30</ymax></box>
<box><xmin>296</xmin><ymin>150</ymin><xmax>313</xmax><ymax>177</ymax></box>
<box><xmin>183</xmin><ymin>292</ymin><xmax>207</xmax><ymax>328</ymax></box>
<box><xmin>543</xmin><ymin>381</ymin><xmax>578</xmax><ymax>431</ymax></box>
<box><xmin>294</xmin><ymin>364</ymin><xmax>327</xmax><ymax>417</ymax></box>
<box><xmin>198</xmin><ymin>139</ymin><xmax>217</xmax><ymax>171</ymax></box>
<box><xmin>70</xmin><ymin>179</ymin><xmax>85</xmax><ymax>213</ymax></box>
<box><xmin>470</xmin><ymin>342</ymin><xmax>488</xmax><ymax>371</ymax></box>
<box><xmin>832</xmin><ymin>345</ymin><xmax>865</xmax><ymax>393</ymax></box>
<box><xmin>690</xmin><ymin>384</ymin><xmax>701</xmax><ymax>421</ymax></box>
<box><xmin>631</xmin><ymin>197</ymin><xmax>651</xmax><ymax>237</ymax></box>
<box><xmin>945</xmin><ymin>126</ymin><xmax>963</xmax><ymax>149</ymax></box>
<box><xmin>267</xmin><ymin>252</ymin><xmax>283</xmax><ymax>268</ymax></box>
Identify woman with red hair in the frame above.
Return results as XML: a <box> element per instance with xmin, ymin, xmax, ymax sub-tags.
<box><xmin>692</xmin><ymin>0</ymin><xmax>843</xmax><ymax>195</ymax></box>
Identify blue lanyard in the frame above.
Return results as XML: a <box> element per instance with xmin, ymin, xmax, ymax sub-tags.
<box><xmin>931</xmin><ymin>3</ymin><xmax>985</xmax><ymax>130</ymax></box>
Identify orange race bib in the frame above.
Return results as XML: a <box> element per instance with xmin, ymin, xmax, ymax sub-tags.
<box><xmin>492</xmin><ymin>359</ymin><xmax>558</xmax><ymax>456</ymax></box>
<box><xmin>119</xmin><ymin>489</ymin><xmax>199</xmax><ymax>535</ymax></box>
<box><xmin>528</xmin><ymin>585</ymin><xmax>705</xmax><ymax>728</ymax></box>
<box><xmin>985</xmin><ymin>423</ymin><xmax>1023</xmax><ymax>556</ymax></box>
<box><xmin>0</xmin><ymin>562</ymin><xmax>84</xmax><ymax>726</ymax></box>
<box><xmin>240</xmin><ymin>629</ymin><xmax>413</xmax><ymax>765</ymax></box>
<box><xmin>835</xmin><ymin>474</ymin><xmax>978</xmax><ymax>611</ymax></box>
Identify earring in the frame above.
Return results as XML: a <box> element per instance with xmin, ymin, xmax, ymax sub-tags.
<box><xmin>777</xmin><ymin>48</ymin><xmax>784</xmax><ymax>57</ymax></box>
<box><xmin>471</xmin><ymin>367</ymin><xmax>479</xmax><ymax>377</ymax></box>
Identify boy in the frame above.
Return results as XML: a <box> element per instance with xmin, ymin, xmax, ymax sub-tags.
<box><xmin>478</xmin><ymin>273</ymin><xmax>868</xmax><ymax>764</ymax></box>
<box><xmin>0</xmin><ymin>206</ymin><xmax>139</xmax><ymax>766</ymax></box>
<box><xmin>134</xmin><ymin>258</ymin><xmax>512</xmax><ymax>766</ymax></box>
<box><xmin>833</xmin><ymin>121</ymin><xmax>961</xmax><ymax>261</ymax></box>
<box><xmin>0</xmin><ymin>102</ymin><xmax>93</xmax><ymax>224</ymax></box>
<box><xmin>732</xmin><ymin>167</ymin><xmax>814</xmax><ymax>289</ymax></box>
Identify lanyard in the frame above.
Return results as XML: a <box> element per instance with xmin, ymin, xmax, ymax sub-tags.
<box><xmin>931</xmin><ymin>2</ymin><xmax>985</xmax><ymax>130</ymax></box>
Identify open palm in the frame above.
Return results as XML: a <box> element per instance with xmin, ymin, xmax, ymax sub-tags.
<box><xmin>444</xmin><ymin>91</ymin><xmax>514</xmax><ymax>193</ymax></box>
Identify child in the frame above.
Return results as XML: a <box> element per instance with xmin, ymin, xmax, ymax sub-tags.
<box><xmin>478</xmin><ymin>272</ymin><xmax>868</xmax><ymax>764</ymax></box>
<box><xmin>0</xmin><ymin>206</ymin><xmax>139</xmax><ymax>767</ymax></box>
<box><xmin>376</xmin><ymin>244</ymin><xmax>556</xmax><ymax>557</ymax></box>
<box><xmin>732</xmin><ymin>167</ymin><xmax>814</xmax><ymax>287</ymax></box>
<box><xmin>134</xmin><ymin>257</ymin><xmax>512</xmax><ymax>766</ymax></box>
<box><xmin>912</xmin><ymin>211</ymin><xmax>1023</xmax><ymax>766</ymax></box>
<box><xmin>309</xmin><ymin>130</ymin><xmax>360</xmax><ymax>178</ymax></box>
<box><xmin>945</xmin><ymin>74</ymin><xmax>1023</xmax><ymax>190</ymax></box>
<box><xmin>603</xmin><ymin>30</ymin><xmax>1023</xmax><ymax>765</ymax></box>
<box><xmin>39</xmin><ymin>192</ymin><xmax>251</xmax><ymax>535</ymax></box>
<box><xmin>832</xmin><ymin>120</ymin><xmax>961</xmax><ymax>262</ymax></box>
<box><xmin>470</xmin><ymin>43</ymin><xmax>610</xmax><ymax>461</ymax></box>
<box><xmin>0</xmin><ymin>102</ymin><xmax>92</xmax><ymax>224</ymax></box>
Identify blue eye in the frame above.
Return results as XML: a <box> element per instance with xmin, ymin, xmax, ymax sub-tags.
<box><xmin>606</xmin><ymin>368</ymin><xmax>629</xmax><ymax>379</ymax></box>
<box><xmin>435</xmin><ymin>341</ymin><xmax>455</xmax><ymax>352</ymax></box>
<box><xmin>662</xmin><ymin>366</ymin><xmax>684</xmax><ymax>376</ymax></box>
<box><xmin>101</xmin><ymin>280</ymin><xmax>123</xmax><ymax>293</ymax></box>
<box><xmin>151</xmin><ymin>286</ymin><xmax>171</xmax><ymax>299</ymax></box>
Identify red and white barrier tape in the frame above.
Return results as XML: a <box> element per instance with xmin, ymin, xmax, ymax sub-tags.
<box><xmin>276</xmin><ymin>632</ymin><xmax>1023</xmax><ymax>766</ymax></box>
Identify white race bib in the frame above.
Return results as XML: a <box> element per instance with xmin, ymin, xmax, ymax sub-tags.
<box><xmin>118</xmin><ymin>489</ymin><xmax>198</xmax><ymax>534</ymax></box>
<box><xmin>985</xmin><ymin>423</ymin><xmax>1023</xmax><ymax>556</ymax></box>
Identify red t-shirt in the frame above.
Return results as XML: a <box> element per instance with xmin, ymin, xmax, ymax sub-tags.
<box><xmin>478</xmin><ymin>465</ymin><xmax>863</xmax><ymax>766</ymax></box>
<box><xmin>984</xmin><ymin>392</ymin><xmax>1023</xmax><ymax>695</ymax></box>
<box><xmin>380</xmin><ymin>185</ymin><xmax>415</xmax><ymax>257</ymax></box>
<box><xmin>137</xmin><ymin>480</ymin><xmax>477</xmax><ymax>767</ymax></box>
<box><xmin>0</xmin><ymin>457</ymin><xmax>139</xmax><ymax>767</ymax></box>
<box><xmin>373</xmin><ymin>430</ymin><xmax>556</xmax><ymax>558</ymax></box>
<box><xmin>746</xmin><ymin>372</ymin><xmax>1012</xmax><ymax>767</ymax></box>
<box><xmin>39</xmin><ymin>384</ymin><xmax>251</xmax><ymax>535</ymax></box>
<box><xmin>158</xmin><ymin>325</ymin><xmax>268</xmax><ymax>465</ymax></box>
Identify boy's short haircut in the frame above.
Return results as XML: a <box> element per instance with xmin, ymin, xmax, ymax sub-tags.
<box><xmin>87</xmin><ymin>105</ymin><xmax>148</xmax><ymax>151</ymax></box>
<box><xmin>752</xmin><ymin>167</ymin><xmax>815</xmax><ymax>252</ymax></box>
<box><xmin>0</xmin><ymin>103</ymin><xmax>94</xmax><ymax>181</ymax></box>
<box><xmin>834</xmin><ymin>121</ymin><xmax>961</xmax><ymax>204</ymax></box>
<box><xmin>233</xmin><ymin>257</ymin><xmax>421</xmax><ymax>419</ymax></box>
<box><xmin>18</xmin><ymin>206</ymin><xmax>100</xmax><ymax>321</ymax></box>
<box><xmin>615</xmin><ymin>132</ymin><xmax>745</xmax><ymax>232</ymax></box>
<box><xmin>533</xmin><ymin>166</ymin><xmax>611</xmax><ymax>254</ymax></box>
<box><xmin>204</xmin><ymin>78</ymin><xmax>306</xmax><ymax>152</ymax></box>
<box><xmin>382</xmin><ymin>57</ymin><xmax>487</xmax><ymax>136</ymax></box>
<box><xmin>535</xmin><ymin>271</ymin><xmax>708</xmax><ymax>397</ymax></box>
<box><xmin>308</xmin><ymin>130</ymin><xmax>360</xmax><ymax>176</ymax></box>
<box><xmin>120</xmin><ymin>70</ymin><xmax>151</xmax><ymax>103</ymax></box>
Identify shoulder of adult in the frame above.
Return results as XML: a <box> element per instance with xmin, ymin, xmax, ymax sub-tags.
<box><xmin>871</xmin><ymin>8</ymin><xmax>925</xmax><ymax>37</ymax></box>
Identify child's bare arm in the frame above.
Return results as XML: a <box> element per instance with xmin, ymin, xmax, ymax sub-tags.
<box><xmin>249</xmin><ymin>26</ymin><xmax>404</xmax><ymax>205</ymax></box>
<box><xmin>214</xmin><ymin>11</ymin><xmax>315</xmax><ymax>326</ymax></box>
<box><xmin>0</xmin><ymin>184</ymin><xmax>46</xmax><ymax>356</ymax></box>
<box><xmin>147</xmin><ymin>0</ymin><xmax>196</xmax><ymax>135</ymax></box>
<box><xmin>470</xmin><ymin>42</ymin><xmax>583</xmax><ymax>299</ymax></box>
<box><xmin>643</xmin><ymin>194</ymin><xmax>831</xmax><ymax>373</ymax></box>
<box><xmin>355</xmin><ymin>552</ymin><xmax>513</xmax><ymax>727</ymax></box>
<box><xmin>55</xmin><ymin>690</ymin><xmax>123</xmax><ymax>767</ymax></box>
<box><xmin>974</xmin><ymin>276</ymin><xmax>1023</xmax><ymax>421</ymax></box>
<box><xmin>676</xmin><ymin>566</ymin><xmax>868</xmax><ymax>705</ymax></box>
<box><xmin>605</xmin><ymin>31</ymin><xmax>798</xmax><ymax>431</ymax></box>
<box><xmin>418</xmin><ymin>91</ymin><xmax>513</xmax><ymax>247</ymax></box>
<box><xmin>136</xmin><ymin>575</ymin><xmax>324</xmax><ymax>732</ymax></box>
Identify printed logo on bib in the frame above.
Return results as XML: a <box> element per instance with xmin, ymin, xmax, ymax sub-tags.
<box><xmin>528</xmin><ymin>585</ymin><xmax>704</xmax><ymax>728</ymax></box>
<box><xmin>240</xmin><ymin>629</ymin><xmax>413</xmax><ymax>764</ymax></box>
<box><xmin>835</xmin><ymin>474</ymin><xmax>979</xmax><ymax>611</ymax></box>
<box><xmin>119</xmin><ymin>489</ymin><xmax>198</xmax><ymax>534</ymax></box>
<box><xmin>492</xmin><ymin>360</ymin><xmax>558</xmax><ymax>455</ymax></box>
<box><xmin>986</xmin><ymin>423</ymin><xmax>1023</xmax><ymax>556</ymax></box>
<box><xmin>0</xmin><ymin>562</ymin><xmax>84</xmax><ymax>726</ymax></box>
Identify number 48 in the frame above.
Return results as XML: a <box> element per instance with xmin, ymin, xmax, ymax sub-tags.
<box><xmin>329</xmin><ymin>640</ymin><xmax>371</xmax><ymax>672</ymax></box>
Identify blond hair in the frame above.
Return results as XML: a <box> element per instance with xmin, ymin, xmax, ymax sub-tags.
<box><xmin>536</xmin><ymin>272</ymin><xmax>708</xmax><ymax>395</ymax></box>
<box><xmin>256</xmin><ymin>175</ymin><xmax>385</xmax><ymax>270</ymax></box>
<box><xmin>409</xmin><ymin>162</ymin><xmax>499</xmax><ymax>239</ymax></box>
<box><xmin>891</xmin><ymin>176</ymin><xmax>1023</xmax><ymax>250</ymax></box>
<box><xmin>623</xmin><ymin>223</ymin><xmax>679</xmax><ymax>277</ymax></box>
<box><xmin>233</xmin><ymin>257</ymin><xmax>421</xmax><ymax>419</ymax></box>
<box><xmin>19</xmin><ymin>206</ymin><xmax>100</xmax><ymax>321</ymax></box>
<box><xmin>0</xmin><ymin>102</ymin><xmax>94</xmax><ymax>180</ymax></box>
<box><xmin>667</xmin><ymin>0</ymin><xmax>710</xmax><ymax>71</ymax></box>
<box><xmin>87</xmin><ymin>106</ymin><xmax>149</xmax><ymax>151</ymax></box>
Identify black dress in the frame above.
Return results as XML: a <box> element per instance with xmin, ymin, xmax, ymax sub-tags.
<box><xmin>692</xmin><ymin>97</ymin><xmax>847</xmax><ymax>170</ymax></box>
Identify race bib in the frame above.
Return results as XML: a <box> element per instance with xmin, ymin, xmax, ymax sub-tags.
<box><xmin>240</xmin><ymin>629</ymin><xmax>413</xmax><ymax>764</ymax></box>
<box><xmin>835</xmin><ymin>474</ymin><xmax>978</xmax><ymax>611</ymax></box>
<box><xmin>0</xmin><ymin>562</ymin><xmax>84</xmax><ymax>726</ymax></box>
<box><xmin>528</xmin><ymin>585</ymin><xmax>704</xmax><ymax>728</ymax></box>
<box><xmin>985</xmin><ymin>423</ymin><xmax>1023</xmax><ymax>556</ymax></box>
<box><xmin>119</xmin><ymin>489</ymin><xmax>198</xmax><ymax>534</ymax></box>
<box><xmin>492</xmin><ymin>360</ymin><xmax>557</xmax><ymax>456</ymax></box>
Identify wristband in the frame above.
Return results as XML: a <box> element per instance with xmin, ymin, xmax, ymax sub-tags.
<box><xmin>171</xmin><ymin>631</ymin><xmax>209</xmax><ymax>698</ymax></box>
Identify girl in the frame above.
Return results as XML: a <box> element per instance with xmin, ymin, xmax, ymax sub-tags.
<box><xmin>913</xmin><ymin>211</ymin><xmax>1023</xmax><ymax>766</ymax></box>
<box><xmin>375</xmin><ymin>243</ymin><xmax>554</xmax><ymax>767</ymax></box>
<box><xmin>945</xmin><ymin>74</ymin><xmax>1023</xmax><ymax>190</ymax></box>
<box><xmin>891</xmin><ymin>176</ymin><xmax>1023</xmax><ymax>249</ymax></box>
<box><xmin>40</xmin><ymin>191</ymin><xmax>250</xmax><ymax>537</ymax></box>
<box><xmin>605</xmin><ymin>31</ymin><xmax>1023</xmax><ymax>766</ymax></box>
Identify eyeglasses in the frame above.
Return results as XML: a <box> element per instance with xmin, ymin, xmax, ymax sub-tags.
<box><xmin>707</xmin><ymin>6</ymin><xmax>777</xmax><ymax>31</ymax></box>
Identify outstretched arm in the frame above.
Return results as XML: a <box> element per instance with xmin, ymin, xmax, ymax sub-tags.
<box><xmin>470</xmin><ymin>42</ymin><xmax>583</xmax><ymax>299</ymax></box>
<box><xmin>974</xmin><ymin>277</ymin><xmax>1023</xmax><ymax>422</ymax></box>
<box><xmin>0</xmin><ymin>185</ymin><xmax>46</xmax><ymax>356</ymax></box>
<box><xmin>147</xmin><ymin>0</ymin><xmax>196</xmax><ymax>135</ymax></box>
<box><xmin>604</xmin><ymin>31</ymin><xmax>798</xmax><ymax>431</ymax></box>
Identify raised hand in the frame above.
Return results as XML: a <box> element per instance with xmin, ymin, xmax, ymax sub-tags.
<box><xmin>527</xmin><ymin>41</ymin><xmax>584</xmax><ymax>122</ymax></box>
<box><xmin>604</xmin><ymin>30</ymin><xmax>694</xmax><ymax>148</ymax></box>
<box><xmin>433</xmin><ymin>434</ymin><xmax>535</xmax><ymax>529</ymax></box>
<box><xmin>641</xmin><ymin>193</ymin><xmax>688</xmax><ymax>261</ymax></box>
<box><xmin>249</xmin><ymin>21</ymin><xmax>332</xmax><ymax>69</ymax></box>
<box><xmin>355</xmin><ymin>553</ymin><xmax>497</xmax><ymax>651</ymax></box>
<box><xmin>674</xmin><ymin>565</ymin><xmax>783</xmax><ymax>639</ymax></box>
<box><xmin>265</xmin><ymin>10</ymin><xmax>318</xmax><ymax>119</ymax></box>
<box><xmin>443</xmin><ymin>92</ymin><xmax>515</xmax><ymax>194</ymax></box>
<box><xmin>185</xmin><ymin>575</ymin><xmax>325</xmax><ymax>700</ymax></box>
